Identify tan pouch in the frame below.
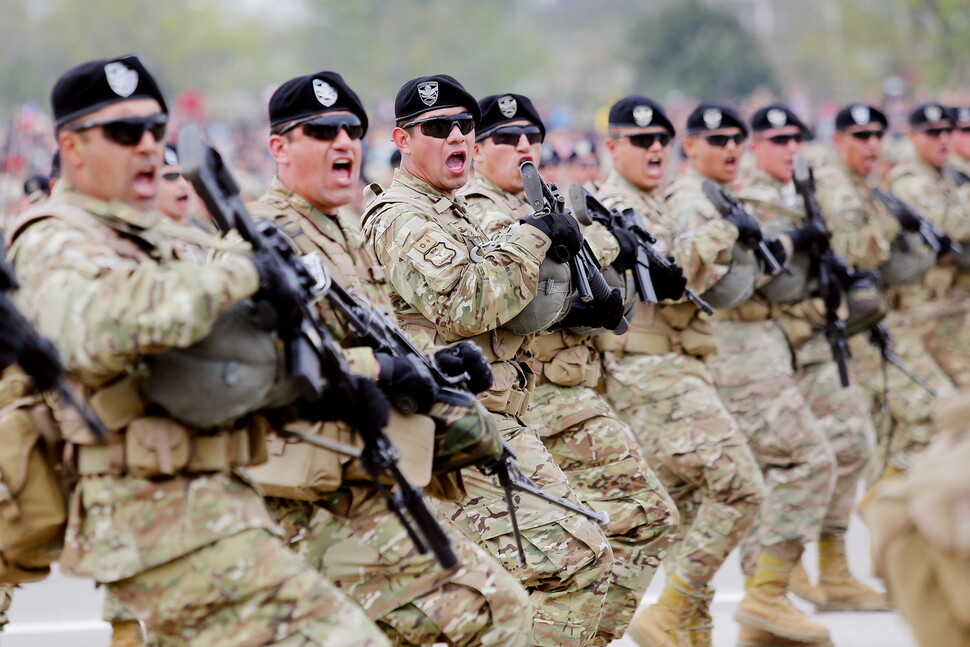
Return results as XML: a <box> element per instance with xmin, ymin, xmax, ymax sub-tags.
<box><xmin>385</xmin><ymin>410</ymin><xmax>434</xmax><ymax>487</ymax></box>
<box><xmin>247</xmin><ymin>420</ymin><xmax>345</xmax><ymax>500</ymax></box>
<box><xmin>658</xmin><ymin>302</ymin><xmax>696</xmax><ymax>330</ymax></box>
<box><xmin>89</xmin><ymin>376</ymin><xmax>145</xmax><ymax>433</ymax></box>
<box><xmin>0</xmin><ymin>400</ymin><xmax>68</xmax><ymax>585</ymax></box>
<box><xmin>544</xmin><ymin>345</ymin><xmax>593</xmax><ymax>387</ymax></box>
<box><xmin>735</xmin><ymin>299</ymin><xmax>771</xmax><ymax>321</ymax></box>
<box><xmin>680</xmin><ymin>318</ymin><xmax>717</xmax><ymax>358</ymax></box>
<box><xmin>924</xmin><ymin>265</ymin><xmax>956</xmax><ymax>300</ymax></box>
<box><xmin>124</xmin><ymin>417</ymin><xmax>191</xmax><ymax>478</ymax></box>
<box><xmin>478</xmin><ymin>361</ymin><xmax>516</xmax><ymax>413</ymax></box>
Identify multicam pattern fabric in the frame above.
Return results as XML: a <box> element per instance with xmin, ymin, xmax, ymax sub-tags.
<box><xmin>891</xmin><ymin>158</ymin><xmax>970</xmax><ymax>243</ymax></box>
<box><xmin>0</xmin><ymin>584</ymin><xmax>10</xmax><ymax>629</ymax></box>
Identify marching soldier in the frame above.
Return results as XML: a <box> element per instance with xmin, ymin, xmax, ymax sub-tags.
<box><xmin>666</xmin><ymin>103</ymin><xmax>836</xmax><ymax>647</ymax></box>
<box><xmin>460</xmin><ymin>92</ymin><xmax>680</xmax><ymax>646</ymax></box>
<box><xmin>7</xmin><ymin>55</ymin><xmax>390</xmax><ymax>647</ymax></box>
<box><xmin>245</xmin><ymin>70</ymin><xmax>532</xmax><ymax>647</ymax></box>
<box><xmin>360</xmin><ymin>75</ymin><xmax>613</xmax><ymax>647</ymax></box>
<box><xmin>596</xmin><ymin>96</ymin><xmax>765</xmax><ymax>647</ymax></box>
<box><xmin>739</xmin><ymin>104</ymin><xmax>889</xmax><ymax>614</ymax></box>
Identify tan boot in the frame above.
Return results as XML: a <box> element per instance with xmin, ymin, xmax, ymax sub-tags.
<box><xmin>816</xmin><ymin>532</ymin><xmax>892</xmax><ymax>611</ymax></box>
<box><xmin>628</xmin><ymin>573</ymin><xmax>706</xmax><ymax>647</ymax></box>
<box><xmin>733</xmin><ymin>552</ymin><xmax>831</xmax><ymax>643</ymax></box>
<box><xmin>685</xmin><ymin>584</ymin><xmax>714</xmax><ymax>647</ymax></box>
<box><xmin>788</xmin><ymin>562</ymin><xmax>827</xmax><ymax>607</ymax></box>
<box><xmin>736</xmin><ymin>626</ymin><xmax>834</xmax><ymax>647</ymax></box>
<box><xmin>111</xmin><ymin>620</ymin><xmax>147</xmax><ymax>647</ymax></box>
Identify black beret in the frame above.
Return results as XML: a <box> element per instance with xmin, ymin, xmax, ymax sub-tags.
<box><xmin>953</xmin><ymin>106</ymin><xmax>970</xmax><ymax>125</ymax></box>
<box><xmin>686</xmin><ymin>103</ymin><xmax>747</xmax><ymax>136</ymax></box>
<box><xmin>52</xmin><ymin>55</ymin><xmax>167</xmax><ymax>129</ymax></box>
<box><xmin>909</xmin><ymin>102</ymin><xmax>954</xmax><ymax>129</ymax></box>
<box><xmin>163</xmin><ymin>143</ymin><xmax>179</xmax><ymax>167</ymax></box>
<box><xmin>608</xmin><ymin>96</ymin><xmax>675</xmax><ymax>136</ymax></box>
<box><xmin>835</xmin><ymin>104</ymin><xmax>888</xmax><ymax>131</ymax></box>
<box><xmin>23</xmin><ymin>174</ymin><xmax>50</xmax><ymax>198</ymax></box>
<box><xmin>750</xmin><ymin>104</ymin><xmax>807</xmax><ymax>133</ymax></box>
<box><xmin>395</xmin><ymin>74</ymin><xmax>480</xmax><ymax>124</ymax></box>
<box><xmin>476</xmin><ymin>93</ymin><xmax>545</xmax><ymax>141</ymax></box>
<box><xmin>269</xmin><ymin>71</ymin><xmax>368</xmax><ymax>133</ymax></box>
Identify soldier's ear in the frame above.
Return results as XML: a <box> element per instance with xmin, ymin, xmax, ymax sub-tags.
<box><xmin>57</xmin><ymin>130</ymin><xmax>83</xmax><ymax>169</ymax></box>
<box><xmin>268</xmin><ymin>134</ymin><xmax>289</xmax><ymax>165</ymax></box>
<box><xmin>391</xmin><ymin>127</ymin><xmax>411</xmax><ymax>156</ymax></box>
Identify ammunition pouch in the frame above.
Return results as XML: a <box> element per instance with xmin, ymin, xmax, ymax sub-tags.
<box><xmin>532</xmin><ymin>332</ymin><xmax>602</xmax><ymax>388</ymax></box>
<box><xmin>879</xmin><ymin>233</ymin><xmax>936</xmax><ymax>286</ymax></box>
<box><xmin>429</xmin><ymin>399</ymin><xmax>502</xmax><ymax>474</ymax></box>
<box><xmin>700</xmin><ymin>242</ymin><xmax>758</xmax><ymax>309</ymax></box>
<box><xmin>500</xmin><ymin>257</ymin><xmax>573</xmax><ymax>335</ymax></box>
<box><xmin>597</xmin><ymin>302</ymin><xmax>716</xmax><ymax>359</ymax></box>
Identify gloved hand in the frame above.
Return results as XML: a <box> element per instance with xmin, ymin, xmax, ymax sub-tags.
<box><xmin>765</xmin><ymin>238</ymin><xmax>788</xmax><ymax>270</ymax></box>
<box><xmin>0</xmin><ymin>298</ymin><xmax>25</xmax><ymax>372</ymax></box>
<box><xmin>251</xmin><ymin>250</ymin><xmax>303</xmax><ymax>330</ymax></box>
<box><xmin>376</xmin><ymin>353</ymin><xmax>437</xmax><ymax>414</ymax></box>
<box><xmin>895</xmin><ymin>207</ymin><xmax>922</xmax><ymax>232</ymax></box>
<box><xmin>938</xmin><ymin>233</ymin><xmax>955</xmax><ymax>259</ymax></box>
<box><xmin>650</xmin><ymin>256</ymin><xmax>688</xmax><ymax>301</ymax></box>
<box><xmin>435</xmin><ymin>341</ymin><xmax>493</xmax><ymax>394</ymax></box>
<box><xmin>301</xmin><ymin>373</ymin><xmax>391</xmax><ymax>432</ymax></box>
<box><xmin>724</xmin><ymin>205</ymin><xmax>762</xmax><ymax>241</ymax></box>
<box><xmin>522</xmin><ymin>212</ymin><xmax>583</xmax><ymax>260</ymax></box>
<box><xmin>558</xmin><ymin>288</ymin><xmax>624</xmax><ymax>331</ymax></box>
<box><xmin>787</xmin><ymin>220</ymin><xmax>830</xmax><ymax>252</ymax></box>
<box><xmin>609</xmin><ymin>227</ymin><xmax>639</xmax><ymax>272</ymax></box>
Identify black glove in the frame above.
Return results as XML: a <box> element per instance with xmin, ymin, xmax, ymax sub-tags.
<box><xmin>895</xmin><ymin>207</ymin><xmax>922</xmax><ymax>232</ymax></box>
<box><xmin>376</xmin><ymin>353</ymin><xmax>437</xmax><ymax>414</ymax></box>
<box><xmin>938</xmin><ymin>233</ymin><xmax>954</xmax><ymax>259</ymax></box>
<box><xmin>0</xmin><ymin>299</ymin><xmax>25</xmax><ymax>372</ymax></box>
<box><xmin>522</xmin><ymin>212</ymin><xmax>583</xmax><ymax>260</ymax></box>
<box><xmin>609</xmin><ymin>227</ymin><xmax>639</xmax><ymax>272</ymax></box>
<box><xmin>724</xmin><ymin>206</ymin><xmax>762</xmax><ymax>241</ymax></box>
<box><xmin>765</xmin><ymin>238</ymin><xmax>788</xmax><ymax>269</ymax></box>
<box><xmin>786</xmin><ymin>220</ymin><xmax>830</xmax><ymax>252</ymax></box>
<box><xmin>301</xmin><ymin>373</ymin><xmax>391</xmax><ymax>432</ymax></box>
<box><xmin>558</xmin><ymin>289</ymin><xmax>624</xmax><ymax>331</ymax></box>
<box><xmin>650</xmin><ymin>256</ymin><xmax>688</xmax><ymax>302</ymax></box>
<box><xmin>435</xmin><ymin>341</ymin><xmax>493</xmax><ymax>394</ymax></box>
<box><xmin>251</xmin><ymin>250</ymin><xmax>303</xmax><ymax>330</ymax></box>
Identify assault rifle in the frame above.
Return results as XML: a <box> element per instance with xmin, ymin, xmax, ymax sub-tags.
<box><xmin>873</xmin><ymin>188</ymin><xmax>963</xmax><ymax>257</ymax></box>
<box><xmin>0</xmin><ymin>250</ymin><xmax>108</xmax><ymax>439</ymax></box>
<box><xmin>520</xmin><ymin>161</ymin><xmax>628</xmax><ymax>334</ymax></box>
<box><xmin>792</xmin><ymin>155</ymin><xmax>851</xmax><ymax>387</ymax></box>
<box><xmin>868</xmin><ymin>323</ymin><xmax>939</xmax><ymax>398</ymax></box>
<box><xmin>568</xmin><ymin>184</ymin><xmax>713</xmax><ymax>315</ymax></box>
<box><xmin>178</xmin><ymin>123</ymin><xmax>458</xmax><ymax>570</ymax></box>
<box><xmin>701</xmin><ymin>180</ymin><xmax>789</xmax><ymax>276</ymax></box>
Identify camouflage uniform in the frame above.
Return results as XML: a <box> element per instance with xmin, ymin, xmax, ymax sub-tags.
<box><xmin>816</xmin><ymin>161</ymin><xmax>954</xmax><ymax>475</ymax></box>
<box><xmin>463</xmin><ymin>171</ymin><xmax>680</xmax><ymax>645</ymax></box>
<box><xmin>0</xmin><ymin>584</ymin><xmax>10</xmax><ymax>629</ymax></box>
<box><xmin>666</xmin><ymin>167</ymin><xmax>837</xmax><ymax>574</ymax></box>
<box><xmin>247</xmin><ymin>178</ymin><xmax>532</xmax><ymax>647</ymax></box>
<box><xmin>7</xmin><ymin>183</ymin><xmax>389</xmax><ymax>647</ymax></box>
<box><xmin>890</xmin><ymin>158</ymin><xmax>970</xmax><ymax>390</ymax></box>
<box><xmin>361</xmin><ymin>170</ymin><xmax>612</xmax><ymax>647</ymax></box>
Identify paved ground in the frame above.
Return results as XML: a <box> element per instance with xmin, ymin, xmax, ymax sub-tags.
<box><xmin>2</xmin><ymin>511</ymin><xmax>918</xmax><ymax>646</ymax></box>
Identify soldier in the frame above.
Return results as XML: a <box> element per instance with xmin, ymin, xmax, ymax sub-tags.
<box><xmin>155</xmin><ymin>143</ymin><xmax>208</xmax><ymax>229</ymax></box>
<box><xmin>667</xmin><ymin>103</ymin><xmax>837</xmax><ymax>646</ymax></box>
<box><xmin>7</xmin><ymin>55</ymin><xmax>391</xmax><ymax>647</ymax></box>
<box><xmin>739</xmin><ymin>105</ymin><xmax>889</xmax><ymax>614</ymax></box>
<box><xmin>245</xmin><ymin>70</ymin><xmax>532</xmax><ymax>647</ymax></box>
<box><xmin>460</xmin><ymin>92</ymin><xmax>680</xmax><ymax>646</ymax></box>
<box><xmin>815</xmin><ymin>104</ymin><xmax>953</xmax><ymax>480</ymax></box>
<box><xmin>890</xmin><ymin>104</ymin><xmax>970</xmax><ymax>390</ymax></box>
<box><xmin>596</xmin><ymin>96</ymin><xmax>765</xmax><ymax>647</ymax></box>
<box><xmin>951</xmin><ymin>106</ymin><xmax>970</xmax><ymax>177</ymax></box>
<box><xmin>360</xmin><ymin>74</ymin><xmax>613</xmax><ymax>647</ymax></box>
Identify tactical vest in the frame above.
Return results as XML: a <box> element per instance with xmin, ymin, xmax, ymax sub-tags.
<box><xmin>598</xmin><ymin>301</ymin><xmax>717</xmax><ymax>359</ymax></box>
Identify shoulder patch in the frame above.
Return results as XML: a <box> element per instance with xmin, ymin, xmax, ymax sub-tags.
<box><xmin>411</xmin><ymin>232</ymin><xmax>461</xmax><ymax>269</ymax></box>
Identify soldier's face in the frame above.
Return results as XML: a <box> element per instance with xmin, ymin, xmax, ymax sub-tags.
<box><xmin>910</xmin><ymin>125</ymin><xmax>952</xmax><ymax>169</ymax></box>
<box><xmin>954</xmin><ymin>123</ymin><xmax>970</xmax><ymax>160</ymax></box>
<box><xmin>394</xmin><ymin>106</ymin><xmax>474</xmax><ymax>197</ymax></box>
<box><xmin>58</xmin><ymin>98</ymin><xmax>165</xmax><ymax>211</ymax></box>
<box><xmin>155</xmin><ymin>163</ymin><xmax>194</xmax><ymax>222</ymax></box>
<box><xmin>685</xmin><ymin>127</ymin><xmax>744</xmax><ymax>184</ymax></box>
<box><xmin>751</xmin><ymin>125</ymin><xmax>804</xmax><ymax>183</ymax></box>
<box><xmin>271</xmin><ymin>110</ymin><xmax>362</xmax><ymax>214</ymax></box>
<box><xmin>473</xmin><ymin>119</ymin><xmax>541</xmax><ymax>195</ymax></box>
<box><xmin>835</xmin><ymin>125</ymin><xmax>883</xmax><ymax>176</ymax></box>
<box><xmin>606</xmin><ymin>127</ymin><xmax>671</xmax><ymax>193</ymax></box>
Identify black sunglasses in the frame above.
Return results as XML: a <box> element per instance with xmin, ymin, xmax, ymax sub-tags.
<box><xmin>762</xmin><ymin>133</ymin><xmax>805</xmax><ymax>146</ymax></box>
<box><xmin>401</xmin><ymin>113</ymin><xmax>475</xmax><ymax>139</ymax></box>
<box><xmin>959</xmin><ymin>126</ymin><xmax>970</xmax><ymax>133</ymax></box>
<box><xmin>700</xmin><ymin>132</ymin><xmax>746</xmax><ymax>147</ymax></box>
<box><xmin>67</xmin><ymin>114</ymin><xmax>168</xmax><ymax>146</ymax></box>
<box><xmin>161</xmin><ymin>171</ymin><xmax>183</xmax><ymax>182</ymax></box>
<box><xmin>848</xmin><ymin>130</ymin><xmax>886</xmax><ymax>142</ymax></box>
<box><xmin>613</xmin><ymin>132</ymin><xmax>672</xmax><ymax>149</ymax></box>
<box><xmin>489</xmin><ymin>125</ymin><xmax>543</xmax><ymax>147</ymax></box>
<box><xmin>920</xmin><ymin>126</ymin><xmax>954</xmax><ymax>138</ymax></box>
<box><xmin>279</xmin><ymin>114</ymin><xmax>364</xmax><ymax>141</ymax></box>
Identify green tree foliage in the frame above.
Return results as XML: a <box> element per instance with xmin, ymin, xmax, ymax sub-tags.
<box><xmin>628</xmin><ymin>0</ymin><xmax>779</xmax><ymax>102</ymax></box>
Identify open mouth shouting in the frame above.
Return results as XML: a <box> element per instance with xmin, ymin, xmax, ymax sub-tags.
<box><xmin>132</xmin><ymin>162</ymin><xmax>158</xmax><ymax>200</ymax></box>
<box><xmin>332</xmin><ymin>157</ymin><xmax>355</xmax><ymax>185</ymax></box>
<box><xmin>446</xmin><ymin>151</ymin><xmax>467</xmax><ymax>176</ymax></box>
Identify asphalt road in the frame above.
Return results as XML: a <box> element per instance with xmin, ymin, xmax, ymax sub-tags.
<box><xmin>3</xmin><ymin>509</ymin><xmax>917</xmax><ymax>647</ymax></box>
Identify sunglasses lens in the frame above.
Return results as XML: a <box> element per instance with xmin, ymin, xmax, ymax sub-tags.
<box><xmin>102</xmin><ymin>122</ymin><xmax>145</xmax><ymax>146</ymax></box>
<box><xmin>490</xmin><ymin>126</ymin><xmax>542</xmax><ymax>146</ymax></box>
<box><xmin>707</xmin><ymin>135</ymin><xmax>728</xmax><ymax>147</ymax></box>
<box><xmin>162</xmin><ymin>172</ymin><xmax>181</xmax><ymax>182</ymax></box>
<box><xmin>491</xmin><ymin>132</ymin><xmax>519</xmax><ymax>146</ymax></box>
<box><xmin>418</xmin><ymin>116</ymin><xmax>474</xmax><ymax>138</ymax></box>
<box><xmin>629</xmin><ymin>133</ymin><xmax>671</xmax><ymax>149</ymax></box>
<box><xmin>925</xmin><ymin>127</ymin><xmax>953</xmax><ymax>137</ymax></box>
<box><xmin>850</xmin><ymin>130</ymin><xmax>884</xmax><ymax>141</ymax></box>
<box><xmin>303</xmin><ymin>124</ymin><xmax>339</xmax><ymax>140</ymax></box>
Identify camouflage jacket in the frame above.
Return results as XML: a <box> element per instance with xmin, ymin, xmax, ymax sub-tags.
<box><xmin>890</xmin><ymin>158</ymin><xmax>970</xmax><ymax>243</ymax></box>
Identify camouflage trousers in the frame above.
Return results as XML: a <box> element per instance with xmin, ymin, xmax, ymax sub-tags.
<box><xmin>525</xmin><ymin>382</ymin><xmax>680</xmax><ymax>646</ymax></box>
<box><xmin>848</xmin><ymin>307</ymin><xmax>954</xmax><ymax>477</ymax></box>
<box><xmin>708</xmin><ymin>320</ymin><xmax>836</xmax><ymax>573</ymax></box>
<box><xmin>266</xmin><ymin>487</ymin><xmax>533</xmax><ymax>647</ymax></box>
<box><xmin>603</xmin><ymin>350</ymin><xmax>763</xmax><ymax>587</ymax></box>
<box><xmin>920</xmin><ymin>286</ymin><xmax>970</xmax><ymax>389</ymax></box>
<box><xmin>0</xmin><ymin>584</ymin><xmax>11</xmax><ymax>629</ymax></box>
<box><xmin>794</xmin><ymin>338</ymin><xmax>876</xmax><ymax>533</ymax></box>
<box><xmin>437</xmin><ymin>412</ymin><xmax>613</xmax><ymax>647</ymax></box>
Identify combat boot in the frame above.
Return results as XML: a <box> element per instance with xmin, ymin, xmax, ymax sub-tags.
<box><xmin>736</xmin><ymin>626</ymin><xmax>834</xmax><ymax>647</ymax></box>
<box><xmin>788</xmin><ymin>562</ymin><xmax>827</xmax><ymax>606</ymax></box>
<box><xmin>685</xmin><ymin>583</ymin><xmax>715</xmax><ymax>647</ymax></box>
<box><xmin>733</xmin><ymin>552</ymin><xmax>830</xmax><ymax>644</ymax></box>
<box><xmin>111</xmin><ymin>620</ymin><xmax>147</xmax><ymax>647</ymax></box>
<box><xmin>816</xmin><ymin>532</ymin><xmax>892</xmax><ymax>611</ymax></box>
<box><xmin>627</xmin><ymin>573</ymin><xmax>706</xmax><ymax>647</ymax></box>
